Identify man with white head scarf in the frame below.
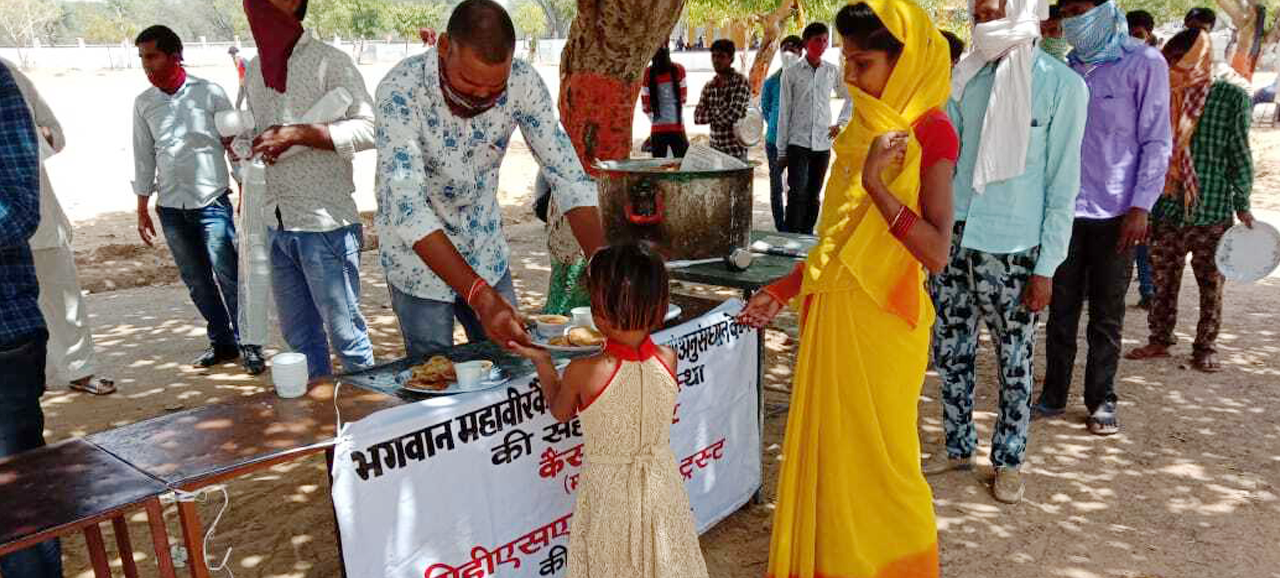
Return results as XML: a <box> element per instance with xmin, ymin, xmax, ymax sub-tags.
<box><xmin>926</xmin><ymin>0</ymin><xmax>1088</xmax><ymax>505</ymax></box>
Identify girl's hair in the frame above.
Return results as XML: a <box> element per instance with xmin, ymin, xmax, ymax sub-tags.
<box><xmin>648</xmin><ymin>46</ymin><xmax>682</xmax><ymax>114</ymax></box>
<box><xmin>586</xmin><ymin>243</ymin><xmax>670</xmax><ymax>332</ymax></box>
<box><xmin>835</xmin><ymin>3</ymin><xmax>905</xmax><ymax>58</ymax></box>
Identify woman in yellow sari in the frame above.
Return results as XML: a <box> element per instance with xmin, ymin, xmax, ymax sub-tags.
<box><xmin>736</xmin><ymin>1</ymin><xmax>957</xmax><ymax>576</ymax></box>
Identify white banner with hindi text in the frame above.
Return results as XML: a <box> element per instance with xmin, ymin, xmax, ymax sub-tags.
<box><xmin>332</xmin><ymin>299</ymin><xmax>760</xmax><ymax>578</ymax></box>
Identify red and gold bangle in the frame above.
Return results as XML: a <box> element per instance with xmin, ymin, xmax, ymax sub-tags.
<box><xmin>465</xmin><ymin>278</ymin><xmax>488</xmax><ymax>309</ymax></box>
<box><xmin>890</xmin><ymin>206</ymin><xmax>919</xmax><ymax>239</ymax></box>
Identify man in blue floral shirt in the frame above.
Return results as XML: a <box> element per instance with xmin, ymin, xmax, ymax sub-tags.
<box><xmin>375</xmin><ymin>0</ymin><xmax>604</xmax><ymax>359</ymax></box>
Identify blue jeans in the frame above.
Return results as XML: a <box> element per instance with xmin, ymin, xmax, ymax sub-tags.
<box><xmin>157</xmin><ymin>194</ymin><xmax>239</xmax><ymax>349</ymax></box>
<box><xmin>765</xmin><ymin>142</ymin><xmax>786</xmax><ymax>231</ymax></box>
<box><xmin>1135</xmin><ymin>244</ymin><xmax>1154</xmax><ymax>299</ymax></box>
<box><xmin>268</xmin><ymin>224</ymin><xmax>375</xmax><ymax>380</ymax></box>
<box><xmin>0</xmin><ymin>331</ymin><xmax>63</xmax><ymax>578</ymax></box>
<box><xmin>1253</xmin><ymin>86</ymin><xmax>1276</xmax><ymax>108</ymax></box>
<box><xmin>390</xmin><ymin>273</ymin><xmax>518</xmax><ymax>361</ymax></box>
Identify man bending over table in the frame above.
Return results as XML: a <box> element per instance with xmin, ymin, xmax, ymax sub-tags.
<box><xmin>375</xmin><ymin>0</ymin><xmax>604</xmax><ymax>360</ymax></box>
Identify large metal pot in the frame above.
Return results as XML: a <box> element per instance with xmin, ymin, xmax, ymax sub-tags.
<box><xmin>594</xmin><ymin>159</ymin><xmax>755</xmax><ymax>261</ymax></box>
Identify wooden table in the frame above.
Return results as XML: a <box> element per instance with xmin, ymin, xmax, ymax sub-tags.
<box><xmin>667</xmin><ymin>230</ymin><xmax>811</xmax><ymax>503</ymax></box>
<box><xmin>86</xmin><ymin>386</ymin><xmax>401</xmax><ymax>578</ymax></box>
<box><xmin>0</xmin><ymin>438</ymin><xmax>178</xmax><ymax>578</ymax></box>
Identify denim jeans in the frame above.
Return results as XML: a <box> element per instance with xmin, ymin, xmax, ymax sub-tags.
<box><xmin>1135</xmin><ymin>244</ymin><xmax>1154</xmax><ymax>299</ymax></box>
<box><xmin>268</xmin><ymin>224</ymin><xmax>375</xmax><ymax>380</ymax></box>
<box><xmin>0</xmin><ymin>330</ymin><xmax>64</xmax><ymax>578</ymax></box>
<box><xmin>390</xmin><ymin>273</ymin><xmax>518</xmax><ymax>361</ymax></box>
<box><xmin>157</xmin><ymin>193</ymin><xmax>240</xmax><ymax>350</ymax></box>
<box><xmin>765</xmin><ymin>142</ymin><xmax>786</xmax><ymax>232</ymax></box>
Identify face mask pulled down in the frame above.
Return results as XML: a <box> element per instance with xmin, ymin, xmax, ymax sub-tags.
<box><xmin>439</xmin><ymin>55</ymin><xmax>506</xmax><ymax>119</ymax></box>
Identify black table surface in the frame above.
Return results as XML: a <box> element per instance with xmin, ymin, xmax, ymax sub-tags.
<box><xmin>0</xmin><ymin>438</ymin><xmax>169</xmax><ymax>546</ymax></box>
<box><xmin>668</xmin><ymin>231</ymin><xmax>813</xmax><ymax>292</ymax></box>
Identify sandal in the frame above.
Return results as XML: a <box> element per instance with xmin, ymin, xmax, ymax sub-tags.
<box><xmin>69</xmin><ymin>376</ymin><xmax>116</xmax><ymax>396</ymax></box>
<box><xmin>1125</xmin><ymin>344</ymin><xmax>1170</xmax><ymax>360</ymax></box>
<box><xmin>1191</xmin><ymin>352</ymin><xmax>1222</xmax><ymax>373</ymax></box>
<box><xmin>1086</xmin><ymin>407</ymin><xmax>1119</xmax><ymax>436</ymax></box>
<box><xmin>1031</xmin><ymin>401</ymin><xmax>1065</xmax><ymax>420</ymax></box>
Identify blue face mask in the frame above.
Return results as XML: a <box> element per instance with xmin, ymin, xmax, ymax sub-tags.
<box><xmin>1062</xmin><ymin>1</ymin><xmax>1129</xmax><ymax>65</ymax></box>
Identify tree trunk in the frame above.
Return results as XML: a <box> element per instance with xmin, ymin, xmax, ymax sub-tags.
<box><xmin>747</xmin><ymin>0</ymin><xmax>803</xmax><ymax>96</ymax></box>
<box><xmin>558</xmin><ymin>0</ymin><xmax>687</xmax><ymax>171</ymax></box>
<box><xmin>1216</xmin><ymin>0</ymin><xmax>1272</xmax><ymax>79</ymax></box>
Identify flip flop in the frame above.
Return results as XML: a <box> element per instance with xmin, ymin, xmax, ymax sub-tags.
<box><xmin>69</xmin><ymin>377</ymin><xmax>116</xmax><ymax>396</ymax></box>
<box><xmin>1191</xmin><ymin>353</ymin><xmax>1222</xmax><ymax>373</ymax></box>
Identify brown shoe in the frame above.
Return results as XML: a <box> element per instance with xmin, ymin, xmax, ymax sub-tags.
<box><xmin>992</xmin><ymin>467</ymin><xmax>1025</xmax><ymax>504</ymax></box>
<box><xmin>1125</xmin><ymin>343</ymin><xmax>1170</xmax><ymax>360</ymax></box>
<box><xmin>921</xmin><ymin>455</ymin><xmax>974</xmax><ymax>476</ymax></box>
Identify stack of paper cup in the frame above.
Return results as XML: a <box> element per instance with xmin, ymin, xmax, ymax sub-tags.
<box><xmin>271</xmin><ymin>353</ymin><xmax>308</xmax><ymax>398</ymax></box>
<box><xmin>214</xmin><ymin>109</ymin><xmax>255</xmax><ymax>138</ymax></box>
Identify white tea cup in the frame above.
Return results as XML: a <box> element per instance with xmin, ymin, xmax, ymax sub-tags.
<box><xmin>571</xmin><ymin>306</ymin><xmax>595</xmax><ymax>330</ymax></box>
<box><xmin>454</xmin><ymin>360</ymin><xmax>493</xmax><ymax>389</ymax></box>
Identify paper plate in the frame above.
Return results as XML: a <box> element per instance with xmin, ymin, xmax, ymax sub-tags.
<box><xmin>397</xmin><ymin>366</ymin><xmax>510</xmax><ymax>395</ymax></box>
<box><xmin>1215</xmin><ymin>221</ymin><xmax>1280</xmax><ymax>283</ymax></box>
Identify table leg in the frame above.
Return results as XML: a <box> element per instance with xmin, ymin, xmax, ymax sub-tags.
<box><xmin>176</xmin><ymin>499</ymin><xmax>210</xmax><ymax>578</ymax></box>
<box><xmin>145</xmin><ymin>498</ymin><xmax>178</xmax><ymax>578</ymax></box>
<box><xmin>325</xmin><ymin>447</ymin><xmax>348</xmax><ymax>578</ymax></box>
<box><xmin>83</xmin><ymin>523</ymin><xmax>113</xmax><ymax>578</ymax></box>
<box><xmin>746</xmin><ymin>288</ymin><xmax>766</xmax><ymax>505</ymax></box>
<box><xmin>111</xmin><ymin>516</ymin><xmax>140</xmax><ymax>578</ymax></box>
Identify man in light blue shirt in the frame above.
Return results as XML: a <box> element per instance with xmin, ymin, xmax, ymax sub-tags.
<box><xmin>760</xmin><ymin>35</ymin><xmax>802</xmax><ymax>232</ymax></box>
<box><xmin>925</xmin><ymin>0</ymin><xmax>1088</xmax><ymax>504</ymax></box>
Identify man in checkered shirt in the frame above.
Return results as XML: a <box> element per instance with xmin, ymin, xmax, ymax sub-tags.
<box><xmin>1126</xmin><ymin>27</ymin><xmax>1254</xmax><ymax>374</ymax></box>
<box><xmin>0</xmin><ymin>62</ymin><xmax>64</xmax><ymax>578</ymax></box>
<box><xmin>694</xmin><ymin>39</ymin><xmax>751</xmax><ymax>161</ymax></box>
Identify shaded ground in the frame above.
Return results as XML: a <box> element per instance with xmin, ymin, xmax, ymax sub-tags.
<box><xmin>21</xmin><ymin>66</ymin><xmax>1280</xmax><ymax>578</ymax></box>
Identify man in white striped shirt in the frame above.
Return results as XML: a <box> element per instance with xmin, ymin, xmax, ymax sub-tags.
<box><xmin>776</xmin><ymin>22</ymin><xmax>854</xmax><ymax>235</ymax></box>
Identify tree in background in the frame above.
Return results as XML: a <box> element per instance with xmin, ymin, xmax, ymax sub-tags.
<box><xmin>530</xmin><ymin>0</ymin><xmax>576</xmax><ymax>38</ymax></box>
<box><xmin>389</xmin><ymin>1</ymin><xmax>448</xmax><ymax>46</ymax></box>
<box><xmin>1213</xmin><ymin>0</ymin><xmax>1280</xmax><ymax>78</ymax></box>
<box><xmin>513</xmin><ymin>1</ymin><xmax>550</xmax><ymax>39</ymax></box>
<box><xmin>558</xmin><ymin>0</ymin><xmax>686</xmax><ymax>172</ymax></box>
<box><xmin>684</xmin><ymin>0</ymin><xmax>968</xmax><ymax>96</ymax></box>
<box><xmin>0</xmin><ymin>0</ymin><xmax>62</xmax><ymax>67</ymax></box>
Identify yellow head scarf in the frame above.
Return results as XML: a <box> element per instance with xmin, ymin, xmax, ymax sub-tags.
<box><xmin>800</xmin><ymin>0</ymin><xmax>951</xmax><ymax>328</ymax></box>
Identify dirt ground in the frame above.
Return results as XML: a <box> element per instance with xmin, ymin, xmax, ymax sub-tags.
<box><xmin>22</xmin><ymin>64</ymin><xmax>1280</xmax><ymax>578</ymax></box>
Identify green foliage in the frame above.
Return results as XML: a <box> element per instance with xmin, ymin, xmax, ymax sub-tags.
<box><xmin>311</xmin><ymin>0</ymin><xmax>391</xmax><ymax>40</ymax></box>
<box><xmin>683</xmin><ymin>0</ymin><xmax>968</xmax><ymax>37</ymax></box>
<box><xmin>388</xmin><ymin>1</ymin><xmax>448</xmax><ymax>40</ymax></box>
<box><xmin>512</xmin><ymin>1</ymin><xmax>549</xmax><ymax>39</ymax></box>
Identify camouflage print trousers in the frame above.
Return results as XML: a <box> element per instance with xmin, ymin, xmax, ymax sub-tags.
<box><xmin>929</xmin><ymin>224</ymin><xmax>1040</xmax><ymax>469</ymax></box>
<box><xmin>1147</xmin><ymin>222</ymin><xmax>1229</xmax><ymax>355</ymax></box>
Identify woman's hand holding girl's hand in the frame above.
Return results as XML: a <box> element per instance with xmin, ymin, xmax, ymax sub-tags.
<box><xmin>736</xmin><ymin>290</ymin><xmax>785</xmax><ymax>329</ymax></box>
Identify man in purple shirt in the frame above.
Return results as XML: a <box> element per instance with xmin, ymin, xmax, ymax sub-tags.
<box><xmin>1033</xmin><ymin>0</ymin><xmax>1171</xmax><ymax>436</ymax></box>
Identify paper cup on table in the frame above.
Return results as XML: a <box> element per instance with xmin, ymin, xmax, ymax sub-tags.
<box><xmin>454</xmin><ymin>361</ymin><xmax>493</xmax><ymax>389</ymax></box>
<box><xmin>271</xmin><ymin>353</ymin><xmax>308</xmax><ymax>398</ymax></box>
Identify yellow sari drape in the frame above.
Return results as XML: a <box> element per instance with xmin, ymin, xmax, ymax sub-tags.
<box><xmin>767</xmin><ymin>0</ymin><xmax>950</xmax><ymax>576</ymax></box>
